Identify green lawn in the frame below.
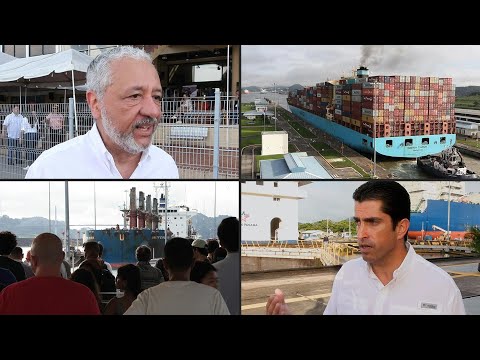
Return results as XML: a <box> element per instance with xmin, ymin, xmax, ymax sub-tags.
<box><xmin>312</xmin><ymin>142</ymin><xmax>370</xmax><ymax>177</ymax></box>
<box><xmin>456</xmin><ymin>95</ymin><xmax>480</xmax><ymax>110</ymax></box>
<box><xmin>241</xmin><ymin>118</ymin><xmax>271</xmax><ymax>126</ymax></box>
<box><xmin>242</xmin><ymin>126</ymin><xmax>275</xmax><ymax>136</ymax></box>
<box><xmin>241</xmin><ymin>103</ymin><xmax>255</xmax><ymax>112</ymax></box>
<box><xmin>241</xmin><ymin>136</ymin><xmax>262</xmax><ymax>148</ymax></box>
<box><xmin>457</xmin><ymin>138</ymin><xmax>480</xmax><ymax>149</ymax></box>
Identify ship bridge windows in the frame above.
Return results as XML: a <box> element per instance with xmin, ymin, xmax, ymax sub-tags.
<box><xmin>386</xmin><ymin>140</ymin><xmax>393</xmax><ymax>147</ymax></box>
<box><xmin>422</xmin><ymin>138</ymin><xmax>429</xmax><ymax>145</ymax></box>
<box><xmin>370</xmin><ymin>142</ymin><xmax>372</xmax><ymax>148</ymax></box>
<box><xmin>440</xmin><ymin>137</ymin><xmax>446</xmax><ymax>144</ymax></box>
<box><xmin>362</xmin><ymin>139</ymin><xmax>367</xmax><ymax>146</ymax></box>
<box><xmin>405</xmin><ymin>139</ymin><xmax>413</xmax><ymax>147</ymax></box>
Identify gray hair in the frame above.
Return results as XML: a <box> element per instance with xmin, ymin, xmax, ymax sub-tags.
<box><xmin>86</xmin><ymin>46</ymin><xmax>153</xmax><ymax>101</ymax></box>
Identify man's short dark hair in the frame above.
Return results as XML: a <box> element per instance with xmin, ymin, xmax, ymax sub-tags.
<box><xmin>0</xmin><ymin>231</ymin><xmax>18</xmax><ymax>255</ymax></box>
<box><xmin>207</xmin><ymin>240</ymin><xmax>219</xmax><ymax>254</ymax></box>
<box><xmin>353</xmin><ymin>180</ymin><xmax>410</xmax><ymax>240</ymax></box>
<box><xmin>84</xmin><ymin>242</ymin><xmax>100</xmax><ymax>258</ymax></box>
<box><xmin>98</xmin><ymin>243</ymin><xmax>104</xmax><ymax>257</ymax></box>
<box><xmin>10</xmin><ymin>246</ymin><xmax>23</xmax><ymax>259</ymax></box>
<box><xmin>136</xmin><ymin>245</ymin><xmax>152</xmax><ymax>262</ymax></box>
<box><xmin>164</xmin><ymin>237</ymin><xmax>194</xmax><ymax>272</ymax></box>
<box><xmin>217</xmin><ymin>217</ymin><xmax>239</xmax><ymax>252</ymax></box>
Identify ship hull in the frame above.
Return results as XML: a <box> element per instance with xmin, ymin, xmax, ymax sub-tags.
<box><xmin>85</xmin><ymin>229</ymin><xmax>166</xmax><ymax>266</ymax></box>
<box><xmin>409</xmin><ymin>199</ymin><xmax>480</xmax><ymax>237</ymax></box>
<box><xmin>289</xmin><ymin>104</ymin><xmax>456</xmax><ymax>158</ymax></box>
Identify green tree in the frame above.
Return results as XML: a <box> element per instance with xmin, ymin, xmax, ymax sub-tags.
<box><xmin>469</xmin><ymin>226</ymin><xmax>480</xmax><ymax>253</ymax></box>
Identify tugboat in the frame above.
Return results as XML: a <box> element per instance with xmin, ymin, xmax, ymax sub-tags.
<box><xmin>417</xmin><ymin>147</ymin><xmax>477</xmax><ymax>179</ymax></box>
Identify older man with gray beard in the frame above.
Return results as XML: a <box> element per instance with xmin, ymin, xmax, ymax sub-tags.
<box><xmin>26</xmin><ymin>46</ymin><xmax>178</xmax><ymax>179</ymax></box>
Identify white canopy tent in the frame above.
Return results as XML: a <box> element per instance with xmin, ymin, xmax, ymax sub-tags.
<box><xmin>0</xmin><ymin>52</ymin><xmax>15</xmax><ymax>65</ymax></box>
<box><xmin>0</xmin><ymin>49</ymin><xmax>95</xmax><ymax>135</ymax></box>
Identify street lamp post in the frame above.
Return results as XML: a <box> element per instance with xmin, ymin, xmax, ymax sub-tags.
<box><xmin>263</xmin><ymin>110</ymin><xmax>266</xmax><ymax>132</ymax></box>
<box><xmin>274</xmin><ymin>82</ymin><xmax>277</xmax><ymax>130</ymax></box>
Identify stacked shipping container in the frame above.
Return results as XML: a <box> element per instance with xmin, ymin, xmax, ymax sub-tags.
<box><xmin>288</xmin><ymin>75</ymin><xmax>456</xmax><ymax>139</ymax></box>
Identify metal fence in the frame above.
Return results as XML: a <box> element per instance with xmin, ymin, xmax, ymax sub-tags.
<box><xmin>0</xmin><ymin>93</ymin><xmax>239</xmax><ymax>179</ymax></box>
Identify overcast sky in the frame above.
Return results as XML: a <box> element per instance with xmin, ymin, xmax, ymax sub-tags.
<box><xmin>298</xmin><ymin>181</ymin><xmax>480</xmax><ymax>223</ymax></box>
<box><xmin>0</xmin><ymin>181</ymin><xmax>239</xmax><ymax>229</ymax></box>
<box><xmin>242</xmin><ymin>45</ymin><xmax>480</xmax><ymax>88</ymax></box>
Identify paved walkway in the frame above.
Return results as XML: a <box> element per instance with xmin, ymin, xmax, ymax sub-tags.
<box><xmin>275</xmin><ymin>107</ymin><xmax>392</xmax><ymax>179</ymax></box>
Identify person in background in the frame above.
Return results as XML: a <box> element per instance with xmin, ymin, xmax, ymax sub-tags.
<box><xmin>70</xmin><ymin>268</ymin><xmax>102</xmax><ymax>313</ymax></box>
<box><xmin>45</xmin><ymin>104</ymin><xmax>64</xmax><ymax>148</ymax></box>
<box><xmin>207</xmin><ymin>240</ymin><xmax>219</xmax><ymax>263</ymax></box>
<box><xmin>0</xmin><ymin>231</ymin><xmax>26</xmax><ymax>281</ymax></box>
<box><xmin>9</xmin><ymin>247</ymin><xmax>34</xmax><ymax>278</ymax></box>
<box><xmin>135</xmin><ymin>245</ymin><xmax>164</xmax><ymax>291</ymax></box>
<box><xmin>0</xmin><ymin>233</ymin><xmax>100</xmax><ymax>314</ymax></box>
<box><xmin>190</xmin><ymin>261</ymin><xmax>218</xmax><ymax>289</ymax></box>
<box><xmin>21</xmin><ymin>110</ymin><xmax>40</xmax><ymax>171</ymax></box>
<box><xmin>266</xmin><ymin>181</ymin><xmax>466</xmax><ymax>315</ymax></box>
<box><xmin>213</xmin><ymin>217</ymin><xmax>240</xmax><ymax>315</ymax></box>
<box><xmin>2</xmin><ymin>105</ymin><xmax>24</xmax><ymax>166</ymax></box>
<box><xmin>124</xmin><ymin>237</ymin><xmax>229</xmax><ymax>315</ymax></box>
<box><xmin>191</xmin><ymin>239</ymin><xmax>209</xmax><ymax>263</ymax></box>
<box><xmin>26</xmin><ymin>46</ymin><xmax>179</xmax><ymax>179</ymax></box>
<box><xmin>212</xmin><ymin>247</ymin><xmax>227</xmax><ymax>264</ymax></box>
<box><xmin>98</xmin><ymin>243</ymin><xmax>113</xmax><ymax>272</ymax></box>
<box><xmin>104</xmin><ymin>264</ymin><xmax>141</xmax><ymax>315</ymax></box>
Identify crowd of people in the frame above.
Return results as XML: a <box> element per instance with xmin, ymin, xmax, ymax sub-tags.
<box><xmin>0</xmin><ymin>216</ymin><xmax>239</xmax><ymax>315</ymax></box>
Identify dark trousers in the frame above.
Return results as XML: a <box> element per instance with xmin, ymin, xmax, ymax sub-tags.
<box><xmin>7</xmin><ymin>138</ymin><xmax>20</xmax><ymax>165</ymax></box>
<box><xmin>25</xmin><ymin>132</ymin><xmax>39</xmax><ymax>163</ymax></box>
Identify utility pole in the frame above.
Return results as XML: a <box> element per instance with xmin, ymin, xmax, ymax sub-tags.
<box><xmin>274</xmin><ymin>82</ymin><xmax>277</xmax><ymax>131</ymax></box>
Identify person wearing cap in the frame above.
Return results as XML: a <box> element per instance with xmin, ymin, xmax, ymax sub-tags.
<box><xmin>45</xmin><ymin>104</ymin><xmax>65</xmax><ymax>148</ymax></box>
<box><xmin>266</xmin><ymin>181</ymin><xmax>466</xmax><ymax>315</ymax></box>
<box><xmin>191</xmin><ymin>239</ymin><xmax>208</xmax><ymax>263</ymax></box>
<box><xmin>26</xmin><ymin>46</ymin><xmax>179</xmax><ymax>179</ymax></box>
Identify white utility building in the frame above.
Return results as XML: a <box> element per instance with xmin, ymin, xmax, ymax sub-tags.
<box><xmin>241</xmin><ymin>181</ymin><xmax>307</xmax><ymax>243</ymax></box>
<box><xmin>261</xmin><ymin>131</ymin><xmax>288</xmax><ymax>156</ymax></box>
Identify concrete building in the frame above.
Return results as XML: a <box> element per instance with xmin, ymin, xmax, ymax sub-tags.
<box><xmin>261</xmin><ymin>131</ymin><xmax>288</xmax><ymax>156</ymax></box>
<box><xmin>241</xmin><ymin>181</ymin><xmax>307</xmax><ymax>243</ymax></box>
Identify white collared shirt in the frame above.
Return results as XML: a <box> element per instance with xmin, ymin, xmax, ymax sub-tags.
<box><xmin>25</xmin><ymin>123</ymin><xmax>179</xmax><ymax>179</ymax></box>
<box><xmin>323</xmin><ymin>242</ymin><xmax>465</xmax><ymax>315</ymax></box>
<box><xmin>3</xmin><ymin>112</ymin><xmax>24</xmax><ymax>139</ymax></box>
<box><xmin>213</xmin><ymin>252</ymin><xmax>241</xmax><ymax>315</ymax></box>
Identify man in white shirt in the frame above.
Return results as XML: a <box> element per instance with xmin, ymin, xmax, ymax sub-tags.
<box><xmin>213</xmin><ymin>217</ymin><xmax>240</xmax><ymax>315</ymax></box>
<box><xmin>266</xmin><ymin>181</ymin><xmax>466</xmax><ymax>315</ymax></box>
<box><xmin>124</xmin><ymin>237</ymin><xmax>229</xmax><ymax>315</ymax></box>
<box><xmin>26</xmin><ymin>46</ymin><xmax>178</xmax><ymax>179</ymax></box>
<box><xmin>2</xmin><ymin>106</ymin><xmax>24</xmax><ymax>166</ymax></box>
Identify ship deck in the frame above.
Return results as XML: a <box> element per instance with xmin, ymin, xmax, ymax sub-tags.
<box><xmin>241</xmin><ymin>257</ymin><xmax>480</xmax><ymax>315</ymax></box>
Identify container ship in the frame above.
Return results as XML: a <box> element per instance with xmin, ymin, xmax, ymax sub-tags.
<box><xmin>85</xmin><ymin>186</ymin><xmax>198</xmax><ymax>267</ymax></box>
<box><xmin>287</xmin><ymin>67</ymin><xmax>456</xmax><ymax>158</ymax></box>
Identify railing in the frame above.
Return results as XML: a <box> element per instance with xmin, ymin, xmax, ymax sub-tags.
<box><xmin>0</xmin><ymin>94</ymin><xmax>239</xmax><ymax>179</ymax></box>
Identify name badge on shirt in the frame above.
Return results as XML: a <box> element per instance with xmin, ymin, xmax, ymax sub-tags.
<box><xmin>419</xmin><ymin>302</ymin><xmax>438</xmax><ymax>310</ymax></box>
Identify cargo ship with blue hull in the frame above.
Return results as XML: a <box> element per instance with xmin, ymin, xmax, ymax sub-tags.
<box><xmin>409</xmin><ymin>199</ymin><xmax>480</xmax><ymax>240</ymax></box>
<box><xmin>85</xmin><ymin>186</ymin><xmax>198</xmax><ymax>267</ymax></box>
<box><xmin>287</xmin><ymin>66</ymin><xmax>457</xmax><ymax>158</ymax></box>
